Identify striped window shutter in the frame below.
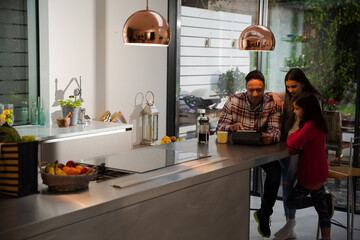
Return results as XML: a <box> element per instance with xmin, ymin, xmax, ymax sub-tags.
<box><xmin>0</xmin><ymin>0</ymin><xmax>38</xmax><ymax>125</ymax></box>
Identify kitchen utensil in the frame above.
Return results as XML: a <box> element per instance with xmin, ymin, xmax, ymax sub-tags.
<box><xmin>196</xmin><ymin>109</ymin><xmax>209</xmax><ymax>143</ymax></box>
<box><xmin>56</xmin><ymin>112</ymin><xmax>72</xmax><ymax>127</ymax></box>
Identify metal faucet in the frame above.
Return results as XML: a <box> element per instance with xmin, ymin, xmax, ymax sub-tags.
<box><xmin>70</xmin><ymin>76</ymin><xmax>84</xmax><ymax>103</ymax></box>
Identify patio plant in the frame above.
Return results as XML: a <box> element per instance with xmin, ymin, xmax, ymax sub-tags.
<box><xmin>216</xmin><ymin>67</ymin><xmax>246</xmax><ymax>97</ymax></box>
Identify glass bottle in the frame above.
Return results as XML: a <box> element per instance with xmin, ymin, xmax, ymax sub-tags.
<box><xmin>39</xmin><ymin>107</ymin><xmax>45</xmax><ymax>125</ymax></box>
<box><xmin>196</xmin><ymin>109</ymin><xmax>209</xmax><ymax>143</ymax></box>
<box><xmin>21</xmin><ymin>101</ymin><xmax>29</xmax><ymax>124</ymax></box>
<box><xmin>37</xmin><ymin>97</ymin><xmax>41</xmax><ymax>124</ymax></box>
<box><xmin>30</xmin><ymin>101</ymin><xmax>38</xmax><ymax>125</ymax></box>
<box><xmin>38</xmin><ymin>98</ymin><xmax>46</xmax><ymax>125</ymax></box>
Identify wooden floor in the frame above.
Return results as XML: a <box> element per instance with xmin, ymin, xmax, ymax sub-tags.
<box><xmin>249</xmin><ymin>196</ymin><xmax>360</xmax><ymax>240</ymax></box>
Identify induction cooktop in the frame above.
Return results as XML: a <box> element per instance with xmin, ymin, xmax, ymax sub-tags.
<box><xmin>79</xmin><ymin>148</ymin><xmax>210</xmax><ymax>173</ymax></box>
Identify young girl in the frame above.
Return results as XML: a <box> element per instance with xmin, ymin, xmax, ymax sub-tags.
<box><xmin>270</xmin><ymin>68</ymin><xmax>322</xmax><ymax>240</ymax></box>
<box><xmin>285</xmin><ymin>92</ymin><xmax>331</xmax><ymax>240</ymax></box>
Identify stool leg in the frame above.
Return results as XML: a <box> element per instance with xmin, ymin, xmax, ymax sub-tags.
<box><xmin>347</xmin><ymin>176</ymin><xmax>351</xmax><ymax>240</ymax></box>
<box><xmin>351</xmin><ymin>176</ymin><xmax>354</xmax><ymax>239</ymax></box>
<box><xmin>260</xmin><ymin>169</ymin><xmax>264</xmax><ymax>200</ymax></box>
<box><xmin>316</xmin><ymin>221</ymin><xmax>320</xmax><ymax>240</ymax></box>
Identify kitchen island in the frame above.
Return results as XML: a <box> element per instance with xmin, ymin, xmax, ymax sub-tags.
<box><xmin>0</xmin><ymin>136</ymin><xmax>291</xmax><ymax>240</ymax></box>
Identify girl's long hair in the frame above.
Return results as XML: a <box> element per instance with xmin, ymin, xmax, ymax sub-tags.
<box><xmin>292</xmin><ymin>92</ymin><xmax>328</xmax><ymax>134</ymax></box>
<box><xmin>282</xmin><ymin>68</ymin><xmax>322</xmax><ymax>141</ymax></box>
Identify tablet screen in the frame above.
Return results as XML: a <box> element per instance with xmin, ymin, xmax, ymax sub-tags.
<box><xmin>232</xmin><ymin>130</ymin><xmax>262</xmax><ymax>145</ymax></box>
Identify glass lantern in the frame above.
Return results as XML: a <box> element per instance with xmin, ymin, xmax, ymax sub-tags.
<box><xmin>141</xmin><ymin>91</ymin><xmax>159</xmax><ymax>145</ymax></box>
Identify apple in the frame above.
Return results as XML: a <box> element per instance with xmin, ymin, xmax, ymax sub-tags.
<box><xmin>66</xmin><ymin>160</ymin><xmax>76</xmax><ymax>168</ymax></box>
<box><xmin>58</xmin><ymin>163</ymin><xmax>65</xmax><ymax>169</ymax></box>
<box><xmin>80</xmin><ymin>166</ymin><xmax>92</xmax><ymax>174</ymax></box>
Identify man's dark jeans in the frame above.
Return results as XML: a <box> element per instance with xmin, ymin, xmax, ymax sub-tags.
<box><xmin>259</xmin><ymin>160</ymin><xmax>281</xmax><ymax>216</ymax></box>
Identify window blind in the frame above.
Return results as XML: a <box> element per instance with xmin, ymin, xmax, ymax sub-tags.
<box><xmin>0</xmin><ymin>0</ymin><xmax>38</xmax><ymax>125</ymax></box>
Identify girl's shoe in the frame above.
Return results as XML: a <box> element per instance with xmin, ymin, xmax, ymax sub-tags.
<box><xmin>274</xmin><ymin>218</ymin><xmax>296</xmax><ymax>239</ymax></box>
<box><xmin>273</xmin><ymin>229</ymin><xmax>296</xmax><ymax>240</ymax></box>
<box><xmin>286</xmin><ymin>229</ymin><xmax>297</xmax><ymax>239</ymax></box>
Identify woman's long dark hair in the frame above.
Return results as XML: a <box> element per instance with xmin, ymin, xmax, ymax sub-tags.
<box><xmin>292</xmin><ymin>92</ymin><xmax>328</xmax><ymax>134</ymax></box>
<box><xmin>282</xmin><ymin>68</ymin><xmax>322</xmax><ymax>141</ymax></box>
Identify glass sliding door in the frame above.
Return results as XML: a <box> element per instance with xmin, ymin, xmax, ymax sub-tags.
<box><xmin>0</xmin><ymin>0</ymin><xmax>38</xmax><ymax>125</ymax></box>
<box><xmin>178</xmin><ymin>0</ymin><xmax>258</xmax><ymax>139</ymax></box>
<box><xmin>265</xmin><ymin>0</ymin><xmax>360</xmax><ymax>212</ymax></box>
<box><xmin>170</xmin><ymin>0</ymin><xmax>360</xmax><ymax>213</ymax></box>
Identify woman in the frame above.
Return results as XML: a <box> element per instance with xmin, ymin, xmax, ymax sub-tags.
<box><xmin>269</xmin><ymin>68</ymin><xmax>322</xmax><ymax>239</ymax></box>
<box><xmin>286</xmin><ymin>92</ymin><xmax>331</xmax><ymax>240</ymax></box>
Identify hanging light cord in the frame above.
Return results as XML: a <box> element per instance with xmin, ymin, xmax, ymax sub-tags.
<box><xmin>146</xmin><ymin>0</ymin><xmax>148</xmax><ymax>11</ymax></box>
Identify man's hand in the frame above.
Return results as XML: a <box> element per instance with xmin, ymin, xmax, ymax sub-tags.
<box><xmin>260</xmin><ymin>133</ymin><xmax>273</xmax><ymax>145</ymax></box>
<box><xmin>229</xmin><ymin>123</ymin><xmax>245</xmax><ymax>132</ymax></box>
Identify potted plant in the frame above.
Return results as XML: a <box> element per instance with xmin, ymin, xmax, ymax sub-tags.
<box><xmin>216</xmin><ymin>67</ymin><xmax>246</xmax><ymax>98</ymax></box>
<box><xmin>324</xmin><ymin>99</ymin><xmax>339</xmax><ymax>112</ymax></box>
<box><xmin>59</xmin><ymin>96</ymin><xmax>82</xmax><ymax>126</ymax></box>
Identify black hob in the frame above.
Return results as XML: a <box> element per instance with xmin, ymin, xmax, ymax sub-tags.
<box><xmin>89</xmin><ymin>163</ymin><xmax>131</xmax><ymax>182</ymax></box>
<box><xmin>80</xmin><ymin>148</ymin><xmax>210</xmax><ymax>182</ymax></box>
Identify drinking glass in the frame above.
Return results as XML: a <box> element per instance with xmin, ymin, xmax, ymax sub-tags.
<box><xmin>217</xmin><ymin>131</ymin><xmax>228</xmax><ymax>144</ymax></box>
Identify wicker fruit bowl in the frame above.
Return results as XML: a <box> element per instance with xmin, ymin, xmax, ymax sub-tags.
<box><xmin>40</xmin><ymin>162</ymin><xmax>97</xmax><ymax>192</ymax></box>
<box><xmin>40</xmin><ymin>171</ymin><xmax>96</xmax><ymax>191</ymax></box>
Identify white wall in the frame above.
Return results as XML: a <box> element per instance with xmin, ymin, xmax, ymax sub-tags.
<box><xmin>39</xmin><ymin>0</ymin><xmax>168</xmax><ymax>145</ymax></box>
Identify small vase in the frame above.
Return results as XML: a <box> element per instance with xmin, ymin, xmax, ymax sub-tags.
<box><xmin>62</xmin><ymin>107</ymin><xmax>79</xmax><ymax>126</ymax></box>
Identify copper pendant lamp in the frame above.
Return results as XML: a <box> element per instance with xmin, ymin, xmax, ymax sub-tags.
<box><xmin>123</xmin><ymin>0</ymin><xmax>170</xmax><ymax>46</ymax></box>
<box><xmin>239</xmin><ymin>14</ymin><xmax>275</xmax><ymax>51</ymax></box>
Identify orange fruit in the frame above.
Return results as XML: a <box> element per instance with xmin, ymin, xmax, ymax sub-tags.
<box><xmin>161</xmin><ymin>139</ymin><xmax>172</xmax><ymax>144</ymax></box>
<box><xmin>171</xmin><ymin>136</ymin><xmax>176</xmax><ymax>142</ymax></box>
<box><xmin>62</xmin><ymin>166</ymin><xmax>70</xmax><ymax>174</ymax></box>
<box><xmin>73</xmin><ymin>168</ymin><xmax>81</xmax><ymax>175</ymax></box>
<box><xmin>75</xmin><ymin>165</ymin><xmax>83</xmax><ymax>171</ymax></box>
<box><xmin>162</xmin><ymin>136</ymin><xmax>171</xmax><ymax>141</ymax></box>
<box><xmin>66</xmin><ymin>168</ymin><xmax>75</xmax><ymax>175</ymax></box>
<box><xmin>67</xmin><ymin>167</ymin><xmax>81</xmax><ymax>175</ymax></box>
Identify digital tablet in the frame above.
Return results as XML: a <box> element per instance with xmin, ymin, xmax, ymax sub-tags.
<box><xmin>231</xmin><ymin>130</ymin><xmax>263</xmax><ymax>145</ymax></box>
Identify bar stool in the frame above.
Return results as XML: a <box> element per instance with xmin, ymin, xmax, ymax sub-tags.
<box><xmin>250</xmin><ymin>167</ymin><xmax>264</xmax><ymax>211</ymax></box>
<box><xmin>316</xmin><ymin>137</ymin><xmax>360</xmax><ymax>240</ymax></box>
<box><xmin>260</xmin><ymin>167</ymin><xmax>264</xmax><ymax>199</ymax></box>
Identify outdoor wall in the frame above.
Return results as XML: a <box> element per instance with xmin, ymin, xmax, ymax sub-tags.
<box><xmin>180</xmin><ymin>6</ymin><xmax>252</xmax><ymax>94</ymax></box>
<box><xmin>38</xmin><ymin>0</ymin><xmax>168</xmax><ymax>145</ymax></box>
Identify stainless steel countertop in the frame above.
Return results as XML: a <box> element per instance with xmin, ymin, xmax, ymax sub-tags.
<box><xmin>14</xmin><ymin>121</ymin><xmax>133</xmax><ymax>141</ymax></box>
<box><xmin>0</xmin><ymin>136</ymin><xmax>291</xmax><ymax>239</ymax></box>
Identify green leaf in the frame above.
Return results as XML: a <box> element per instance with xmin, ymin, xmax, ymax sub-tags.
<box><xmin>59</xmin><ymin>98</ymin><xmax>82</xmax><ymax>108</ymax></box>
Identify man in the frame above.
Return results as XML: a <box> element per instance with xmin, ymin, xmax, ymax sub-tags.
<box><xmin>216</xmin><ymin>70</ymin><xmax>281</xmax><ymax>238</ymax></box>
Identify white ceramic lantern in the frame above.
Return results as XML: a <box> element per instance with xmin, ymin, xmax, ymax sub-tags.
<box><xmin>141</xmin><ymin>91</ymin><xmax>159</xmax><ymax>145</ymax></box>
